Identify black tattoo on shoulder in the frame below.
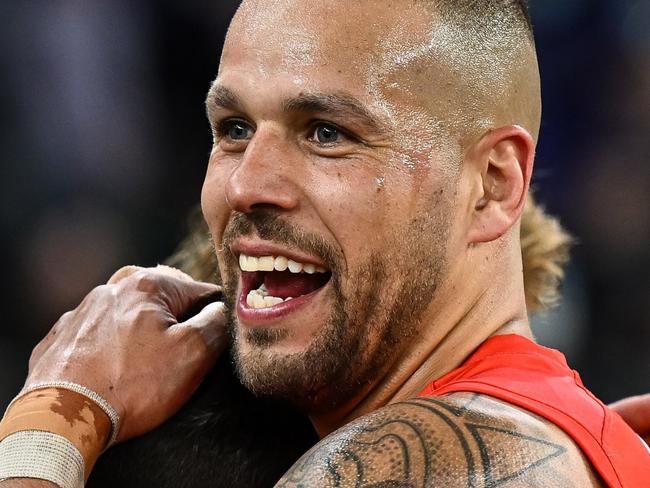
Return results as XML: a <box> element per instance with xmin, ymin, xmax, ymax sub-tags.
<box><xmin>276</xmin><ymin>394</ymin><xmax>573</xmax><ymax>488</ymax></box>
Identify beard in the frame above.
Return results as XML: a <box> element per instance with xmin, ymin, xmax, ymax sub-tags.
<box><xmin>219</xmin><ymin>209</ymin><xmax>449</xmax><ymax>413</ymax></box>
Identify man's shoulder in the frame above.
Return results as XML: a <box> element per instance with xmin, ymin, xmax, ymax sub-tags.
<box><xmin>277</xmin><ymin>392</ymin><xmax>604</xmax><ymax>487</ymax></box>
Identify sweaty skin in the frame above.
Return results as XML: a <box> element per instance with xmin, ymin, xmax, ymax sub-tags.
<box><xmin>204</xmin><ymin>0</ymin><xmax>537</xmax><ymax>431</ymax></box>
<box><xmin>610</xmin><ymin>394</ymin><xmax>650</xmax><ymax>444</ymax></box>
<box><xmin>2</xmin><ymin>1</ymin><xmax>642</xmax><ymax>487</ymax></box>
<box><xmin>199</xmin><ymin>0</ymin><xmax>604</xmax><ymax>485</ymax></box>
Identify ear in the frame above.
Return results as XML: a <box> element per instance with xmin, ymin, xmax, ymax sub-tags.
<box><xmin>467</xmin><ymin>125</ymin><xmax>535</xmax><ymax>244</ymax></box>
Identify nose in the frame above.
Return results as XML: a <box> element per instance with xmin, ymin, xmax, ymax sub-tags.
<box><xmin>225</xmin><ymin>128</ymin><xmax>301</xmax><ymax>214</ymax></box>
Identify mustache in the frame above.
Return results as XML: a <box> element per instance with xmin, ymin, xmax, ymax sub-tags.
<box><xmin>221</xmin><ymin>211</ymin><xmax>342</xmax><ymax>272</ymax></box>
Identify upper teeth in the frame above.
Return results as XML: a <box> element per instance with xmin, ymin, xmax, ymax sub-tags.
<box><xmin>239</xmin><ymin>254</ymin><xmax>327</xmax><ymax>274</ymax></box>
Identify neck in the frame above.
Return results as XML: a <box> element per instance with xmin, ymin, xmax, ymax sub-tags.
<box><xmin>310</xmin><ymin>248</ymin><xmax>532</xmax><ymax>437</ymax></box>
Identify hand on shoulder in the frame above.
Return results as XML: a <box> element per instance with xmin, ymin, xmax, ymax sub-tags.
<box><xmin>23</xmin><ymin>265</ymin><xmax>227</xmax><ymax>442</ymax></box>
<box><xmin>610</xmin><ymin>394</ymin><xmax>650</xmax><ymax>445</ymax></box>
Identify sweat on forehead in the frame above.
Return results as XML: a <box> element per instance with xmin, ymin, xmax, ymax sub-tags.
<box><xmin>226</xmin><ymin>0</ymin><xmax>430</xmax><ymax>73</ymax></box>
<box><xmin>225</xmin><ymin>0</ymin><xmax>540</xmax><ymax>144</ymax></box>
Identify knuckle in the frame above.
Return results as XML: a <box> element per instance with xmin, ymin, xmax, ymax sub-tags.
<box><xmin>128</xmin><ymin>269</ymin><xmax>164</xmax><ymax>294</ymax></box>
<box><xmin>87</xmin><ymin>283</ymin><xmax>112</xmax><ymax>299</ymax></box>
<box><xmin>107</xmin><ymin>265</ymin><xmax>143</xmax><ymax>284</ymax></box>
<box><xmin>154</xmin><ymin>264</ymin><xmax>193</xmax><ymax>282</ymax></box>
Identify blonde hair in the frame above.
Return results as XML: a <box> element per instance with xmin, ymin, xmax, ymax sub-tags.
<box><xmin>168</xmin><ymin>196</ymin><xmax>572</xmax><ymax>315</ymax></box>
<box><xmin>166</xmin><ymin>206</ymin><xmax>219</xmax><ymax>284</ymax></box>
<box><xmin>520</xmin><ymin>194</ymin><xmax>573</xmax><ymax>313</ymax></box>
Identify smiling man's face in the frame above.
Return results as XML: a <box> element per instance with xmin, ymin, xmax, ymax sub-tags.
<box><xmin>201</xmin><ymin>0</ymin><xmax>465</xmax><ymax>411</ymax></box>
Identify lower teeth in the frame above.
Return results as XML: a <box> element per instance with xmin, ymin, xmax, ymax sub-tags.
<box><xmin>246</xmin><ymin>287</ymin><xmax>294</xmax><ymax>309</ymax></box>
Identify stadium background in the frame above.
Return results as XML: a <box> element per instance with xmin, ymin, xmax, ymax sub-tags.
<box><xmin>1</xmin><ymin>0</ymin><xmax>648</xmax><ymax>410</ymax></box>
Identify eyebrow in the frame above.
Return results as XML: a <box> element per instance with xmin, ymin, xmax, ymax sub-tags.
<box><xmin>282</xmin><ymin>93</ymin><xmax>386</xmax><ymax>132</ymax></box>
<box><xmin>205</xmin><ymin>84</ymin><xmax>241</xmax><ymax>113</ymax></box>
<box><xmin>206</xmin><ymin>84</ymin><xmax>387</xmax><ymax>134</ymax></box>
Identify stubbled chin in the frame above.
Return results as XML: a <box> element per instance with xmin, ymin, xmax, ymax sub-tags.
<box><xmin>235</xmin><ymin>322</ymin><xmax>320</xmax><ymax>356</ymax></box>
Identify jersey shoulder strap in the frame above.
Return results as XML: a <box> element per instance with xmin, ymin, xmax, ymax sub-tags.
<box><xmin>420</xmin><ymin>334</ymin><xmax>650</xmax><ymax>488</ymax></box>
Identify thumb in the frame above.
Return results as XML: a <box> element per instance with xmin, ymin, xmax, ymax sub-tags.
<box><xmin>151</xmin><ymin>272</ymin><xmax>221</xmax><ymax>318</ymax></box>
<box><xmin>174</xmin><ymin>301</ymin><xmax>229</xmax><ymax>356</ymax></box>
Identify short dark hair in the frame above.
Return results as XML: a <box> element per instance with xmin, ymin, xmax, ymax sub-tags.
<box><xmin>430</xmin><ymin>0</ymin><xmax>534</xmax><ymax>43</ymax></box>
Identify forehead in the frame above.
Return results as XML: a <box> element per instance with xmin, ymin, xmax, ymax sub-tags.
<box><xmin>220</xmin><ymin>0</ymin><xmax>438</xmax><ymax>101</ymax></box>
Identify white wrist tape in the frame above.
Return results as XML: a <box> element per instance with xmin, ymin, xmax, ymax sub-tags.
<box><xmin>0</xmin><ymin>430</ymin><xmax>84</xmax><ymax>488</ymax></box>
<box><xmin>6</xmin><ymin>381</ymin><xmax>121</xmax><ymax>448</ymax></box>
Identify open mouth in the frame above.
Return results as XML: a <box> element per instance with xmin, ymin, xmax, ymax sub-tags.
<box><xmin>239</xmin><ymin>254</ymin><xmax>332</xmax><ymax>310</ymax></box>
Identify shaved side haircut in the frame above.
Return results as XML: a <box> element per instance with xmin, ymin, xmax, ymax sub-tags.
<box><xmin>414</xmin><ymin>0</ymin><xmax>541</xmax><ymax>142</ymax></box>
<box><xmin>432</xmin><ymin>0</ymin><xmax>533</xmax><ymax>37</ymax></box>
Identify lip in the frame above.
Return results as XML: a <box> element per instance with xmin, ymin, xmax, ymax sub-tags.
<box><xmin>237</xmin><ymin>280</ymin><xmax>330</xmax><ymax>326</ymax></box>
<box><xmin>231</xmin><ymin>238</ymin><xmax>328</xmax><ymax>269</ymax></box>
<box><xmin>232</xmin><ymin>237</ymin><xmax>333</xmax><ymax>328</ymax></box>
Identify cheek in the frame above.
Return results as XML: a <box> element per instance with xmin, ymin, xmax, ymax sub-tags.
<box><xmin>308</xmin><ymin>162</ymin><xmax>407</xmax><ymax>258</ymax></box>
<box><xmin>200</xmin><ymin>160</ymin><xmax>230</xmax><ymax>233</ymax></box>
<box><xmin>200</xmin><ymin>166</ymin><xmax>235</xmax><ymax>284</ymax></box>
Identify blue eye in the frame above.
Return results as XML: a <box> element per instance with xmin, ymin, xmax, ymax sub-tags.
<box><xmin>313</xmin><ymin>124</ymin><xmax>341</xmax><ymax>144</ymax></box>
<box><xmin>220</xmin><ymin>120</ymin><xmax>253</xmax><ymax>141</ymax></box>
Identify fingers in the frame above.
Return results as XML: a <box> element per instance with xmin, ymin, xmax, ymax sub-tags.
<box><xmin>113</xmin><ymin>266</ymin><xmax>227</xmax><ymax>354</ymax></box>
<box><xmin>108</xmin><ymin>264</ymin><xmax>194</xmax><ymax>285</ymax></box>
<box><xmin>610</xmin><ymin>394</ymin><xmax>650</xmax><ymax>435</ymax></box>
<box><xmin>108</xmin><ymin>265</ymin><xmax>222</xmax><ymax>317</ymax></box>
<box><xmin>153</xmin><ymin>274</ymin><xmax>222</xmax><ymax>317</ymax></box>
<box><xmin>175</xmin><ymin>301</ymin><xmax>228</xmax><ymax>355</ymax></box>
<box><xmin>153</xmin><ymin>264</ymin><xmax>195</xmax><ymax>282</ymax></box>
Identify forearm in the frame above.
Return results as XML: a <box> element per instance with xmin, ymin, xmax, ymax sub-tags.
<box><xmin>0</xmin><ymin>387</ymin><xmax>111</xmax><ymax>488</ymax></box>
<box><xmin>0</xmin><ymin>480</ymin><xmax>59</xmax><ymax>487</ymax></box>
<box><xmin>0</xmin><ymin>267</ymin><xmax>225</xmax><ymax>488</ymax></box>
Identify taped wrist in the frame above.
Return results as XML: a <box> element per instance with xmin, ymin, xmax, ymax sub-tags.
<box><xmin>0</xmin><ymin>387</ymin><xmax>114</xmax><ymax>486</ymax></box>
<box><xmin>0</xmin><ymin>430</ymin><xmax>84</xmax><ymax>488</ymax></box>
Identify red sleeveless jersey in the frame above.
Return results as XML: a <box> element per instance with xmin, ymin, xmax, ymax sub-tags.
<box><xmin>419</xmin><ymin>334</ymin><xmax>650</xmax><ymax>487</ymax></box>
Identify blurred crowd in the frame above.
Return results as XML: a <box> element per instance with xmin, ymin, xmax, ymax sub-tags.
<box><xmin>1</xmin><ymin>0</ymin><xmax>648</xmax><ymax>409</ymax></box>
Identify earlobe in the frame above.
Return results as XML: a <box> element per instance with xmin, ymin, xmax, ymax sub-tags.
<box><xmin>468</xmin><ymin>126</ymin><xmax>535</xmax><ymax>244</ymax></box>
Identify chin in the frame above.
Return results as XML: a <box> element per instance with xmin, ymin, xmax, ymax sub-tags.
<box><xmin>230</xmin><ymin>320</ymin><xmax>358</xmax><ymax>412</ymax></box>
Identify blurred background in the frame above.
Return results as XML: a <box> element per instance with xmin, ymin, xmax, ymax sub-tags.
<box><xmin>0</xmin><ymin>0</ymin><xmax>648</xmax><ymax>410</ymax></box>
